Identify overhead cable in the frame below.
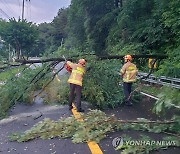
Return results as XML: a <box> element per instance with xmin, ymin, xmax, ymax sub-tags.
<box><xmin>0</xmin><ymin>0</ymin><xmax>18</xmax><ymax>17</ymax></box>
<box><xmin>0</xmin><ymin>8</ymin><xmax>10</xmax><ymax>19</ymax></box>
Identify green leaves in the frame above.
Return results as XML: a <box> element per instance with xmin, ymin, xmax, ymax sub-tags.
<box><xmin>118</xmin><ymin>134</ymin><xmax>180</xmax><ymax>154</ymax></box>
<box><xmin>0</xmin><ymin>18</ymin><xmax>38</xmax><ymax>57</ymax></box>
<box><xmin>82</xmin><ymin>59</ymin><xmax>123</xmax><ymax>109</ymax></box>
<box><xmin>37</xmin><ymin>8</ymin><xmax>68</xmax><ymax>55</ymax></box>
<box><xmin>9</xmin><ymin>110</ymin><xmax>180</xmax><ymax>154</ymax></box>
<box><xmin>0</xmin><ymin>66</ymin><xmax>49</xmax><ymax>119</ymax></box>
<box><xmin>9</xmin><ymin>110</ymin><xmax>114</xmax><ymax>143</ymax></box>
<box><xmin>153</xmin><ymin>86</ymin><xmax>180</xmax><ymax>114</ymax></box>
<box><xmin>157</xmin><ymin>46</ymin><xmax>180</xmax><ymax>78</ymax></box>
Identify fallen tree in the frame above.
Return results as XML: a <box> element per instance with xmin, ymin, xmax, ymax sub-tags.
<box><xmin>9</xmin><ymin>110</ymin><xmax>180</xmax><ymax>154</ymax></box>
<box><xmin>0</xmin><ymin>54</ymin><xmax>167</xmax><ymax>71</ymax></box>
<box><xmin>14</xmin><ymin>54</ymin><xmax>167</xmax><ymax>64</ymax></box>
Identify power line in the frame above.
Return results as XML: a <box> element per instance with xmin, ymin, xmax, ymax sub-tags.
<box><xmin>0</xmin><ymin>8</ymin><xmax>10</xmax><ymax>19</ymax></box>
<box><xmin>29</xmin><ymin>0</ymin><xmax>31</xmax><ymax>21</ymax></box>
<box><xmin>16</xmin><ymin>0</ymin><xmax>21</xmax><ymax>10</ymax></box>
<box><xmin>0</xmin><ymin>0</ymin><xmax>18</xmax><ymax>17</ymax></box>
<box><xmin>15</xmin><ymin>0</ymin><xmax>21</xmax><ymax>19</ymax></box>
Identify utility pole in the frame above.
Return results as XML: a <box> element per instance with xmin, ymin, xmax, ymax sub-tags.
<box><xmin>22</xmin><ymin>0</ymin><xmax>25</xmax><ymax>20</ymax></box>
<box><xmin>22</xmin><ymin>0</ymin><xmax>30</xmax><ymax>20</ymax></box>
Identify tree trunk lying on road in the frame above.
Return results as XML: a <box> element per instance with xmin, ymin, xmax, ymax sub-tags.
<box><xmin>0</xmin><ymin>54</ymin><xmax>167</xmax><ymax>70</ymax></box>
<box><xmin>14</xmin><ymin>54</ymin><xmax>167</xmax><ymax>64</ymax></box>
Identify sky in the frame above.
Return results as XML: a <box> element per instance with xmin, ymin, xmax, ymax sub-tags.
<box><xmin>0</xmin><ymin>0</ymin><xmax>71</xmax><ymax>23</ymax></box>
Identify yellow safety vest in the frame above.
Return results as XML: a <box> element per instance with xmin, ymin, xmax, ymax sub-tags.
<box><xmin>120</xmin><ymin>62</ymin><xmax>138</xmax><ymax>83</ymax></box>
<box><xmin>67</xmin><ymin>61</ymin><xmax>85</xmax><ymax>86</ymax></box>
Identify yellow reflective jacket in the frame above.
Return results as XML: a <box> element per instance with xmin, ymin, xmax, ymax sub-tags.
<box><xmin>67</xmin><ymin>61</ymin><xmax>85</xmax><ymax>86</ymax></box>
<box><xmin>120</xmin><ymin>61</ymin><xmax>138</xmax><ymax>83</ymax></box>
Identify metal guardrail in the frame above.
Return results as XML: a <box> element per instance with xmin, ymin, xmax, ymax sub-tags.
<box><xmin>137</xmin><ymin>72</ymin><xmax>180</xmax><ymax>89</ymax></box>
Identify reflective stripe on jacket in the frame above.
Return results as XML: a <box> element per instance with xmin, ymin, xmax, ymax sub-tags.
<box><xmin>67</xmin><ymin>61</ymin><xmax>85</xmax><ymax>86</ymax></box>
<box><xmin>120</xmin><ymin>61</ymin><xmax>138</xmax><ymax>83</ymax></box>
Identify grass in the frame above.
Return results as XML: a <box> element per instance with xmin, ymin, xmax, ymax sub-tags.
<box><xmin>135</xmin><ymin>82</ymin><xmax>161</xmax><ymax>97</ymax></box>
<box><xmin>0</xmin><ymin>67</ymin><xmax>25</xmax><ymax>81</ymax></box>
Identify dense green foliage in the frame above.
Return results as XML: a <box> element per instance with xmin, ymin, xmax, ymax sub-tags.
<box><xmin>0</xmin><ymin>65</ymin><xmax>51</xmax><ymax>119</ymax></box>
<box><xmin>63</xmin><ymin>0</ymin><xmax>179</xmax><ymax>77</ymax></box>
<box><xmin>0</xmin><ymin>18</ymin><xmax>39</xmax><ymax>58</ymax></box>
<box><xmin>36</xmin><ymin>8</ymin><xmax>68</xmax><ymax>55</ymax></box>
<box><xmin>0</xmin><ymin>2</ymin><xmax>180</xmax><ymax>153</ymax></box>
<box><xmin>153</xmin><ymin>86</ymin><xmax>180</xmax><ymax>115</ymax></box>
<box><xmin>0</xmin><ymin>38</ymin><xmax>9</xmax><ymax>59</ymax></box>
<box><xmin>1</xmin><ymin>0</ymin><xmax>179</xmax><ymax>77</ymax></box>
<box><xmin>0</xmin><ymin>0</ymin><xmax>179</xmax><ymax>114</ymax></box>
<box><xmin>83</xmin><ymin>60</ymin><xmax>123</xmax><ymax>108</ymax></box>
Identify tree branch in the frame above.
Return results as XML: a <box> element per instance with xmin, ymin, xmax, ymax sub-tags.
<box><xmin>97</xmin><ymin>54</ymin><xmax>167</xmax><ymax>60</ymax></box>
<box><xmin>117</xmin><ymin>119</ymin><xmax>176</xmax><ymax>124</ymax></box>
<box><xmin>13</xmin><ymin>54</ymin><xmax>167</xmax><ymax>64</ymax></box>
<box><xmin>14</xmin><ymin>57</ymin><xmax>72</xmax><ymax>64</ymax></box>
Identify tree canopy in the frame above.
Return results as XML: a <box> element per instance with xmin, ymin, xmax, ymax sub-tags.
<box><xmin>0</xmin><ymin>18</ymin><xmax>38</xmax><ymax>58</ymax></box>
<box><xmin>0</xmin><ymin>0</ymin><xmax>179</xmax><ymax>76</ymax></box>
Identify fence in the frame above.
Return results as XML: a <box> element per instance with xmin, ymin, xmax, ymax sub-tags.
<box><xmin>137</xmin><ymin>72</ymin><xmax>180</xmax><ymax>89</ymax></box>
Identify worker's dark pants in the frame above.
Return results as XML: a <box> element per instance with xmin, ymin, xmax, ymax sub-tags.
<box><xmin>123</xmin><ymin>82</ymin><xmax>132</xmax><ymax>103</ymax></box>
<box><xmin>68</xmin><ymin>83</ymin><xmax>82</xmax><ymax>110</ymax></box>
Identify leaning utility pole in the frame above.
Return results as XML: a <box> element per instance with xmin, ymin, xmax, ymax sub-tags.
<box><xmin>22</xmin><ymin>0</ymin><xmax>30</xmax><ymax>20</ymax></box>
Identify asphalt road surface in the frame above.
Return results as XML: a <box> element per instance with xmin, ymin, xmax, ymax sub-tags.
<box><xmin>0</xmin><ymin>96</ymin><xmax>179</xmax><ymax>154</ymax></box>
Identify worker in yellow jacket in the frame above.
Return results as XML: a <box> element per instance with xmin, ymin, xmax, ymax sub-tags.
<box><xmin>66</xmin><ymin>59</ymin><xmax>86</xmax><ymax>112</ymax></box>
<box><xmin>120</xmin><ymin>55</ymin><xmax>138</xmax><ymax>106</ymax></box>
